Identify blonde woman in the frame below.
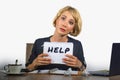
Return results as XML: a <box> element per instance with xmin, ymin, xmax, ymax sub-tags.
<box><xmin>26</xmin><ymin>6</ymin><xmax>86</xmax><ymax>72</ymax></box>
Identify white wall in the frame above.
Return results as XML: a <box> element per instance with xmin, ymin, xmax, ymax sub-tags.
<box><xmin>0</xmin><ymin>0</ymin><xmax>120</xmax><ymax>71</ymax></box>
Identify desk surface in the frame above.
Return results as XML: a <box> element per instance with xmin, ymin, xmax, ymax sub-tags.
<box><xmin>0</xmin><ymin>72</ymin><xmax>120</xmax><ymax>80</ymax></box>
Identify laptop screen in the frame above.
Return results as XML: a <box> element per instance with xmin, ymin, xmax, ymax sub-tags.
<box><xmin>109</xmin><ymin>43</ymin><xmax>120</xmax><ymax>76</ymax></box>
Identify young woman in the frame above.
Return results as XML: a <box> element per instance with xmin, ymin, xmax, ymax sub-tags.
<box><xmin>26</xmin><ymin>6</ymin><xmax>86</xmax><ymax>72</ymax></box>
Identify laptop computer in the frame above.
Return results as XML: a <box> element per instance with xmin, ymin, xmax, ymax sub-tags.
<box><xmin>89</xmin><ymin>43</ymin><xmax>120</xmax><ymax>76</ymax></box>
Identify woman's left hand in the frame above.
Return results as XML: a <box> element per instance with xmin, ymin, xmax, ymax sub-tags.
<box><xmin>62</xmin><ymin>54</ymin><xmax>82</xmax><ymax>68</ymax></box>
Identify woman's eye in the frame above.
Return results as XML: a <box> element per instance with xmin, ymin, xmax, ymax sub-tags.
<box><xmin>61</xmin><ymin>17</ymin><xmax>65</xmax><ymax>20</ymax></box>
<box><xmin>69</xmin><ymin>21</ymin><xmax>74</xmax><ymax>25</ymax></box>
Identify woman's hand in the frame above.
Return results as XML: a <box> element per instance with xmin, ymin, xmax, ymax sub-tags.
<box><xmin>27</xmin><ymin>53</ymin><xmax>51</xmax><ymax>71</ymax></box>
<box><xmin>62</xmin><ymin>54</ymin><xmax>82</xmax><ymax>68</ymax></box>
<box><xmin>33</xmin><ymin>53</ymin><xmax>51</xmax><ymax>67</ymax></box>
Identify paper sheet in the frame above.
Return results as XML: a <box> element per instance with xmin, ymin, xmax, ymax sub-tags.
<box><xmin>43</xmin><ymin>42</ymin><xmax>73</xmax><ymax>64</ymax></box>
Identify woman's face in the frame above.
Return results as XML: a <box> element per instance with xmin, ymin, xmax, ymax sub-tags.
<box><xmin>55</xmin><ymin>11</ymin><xmax>75</xmax><ymax>36</ymax></box>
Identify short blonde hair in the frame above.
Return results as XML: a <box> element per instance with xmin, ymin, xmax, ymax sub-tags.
<box><xmin>53</xmin><ymin>6</ymin><xmax>82</xmax><ymax>36</ymax></box>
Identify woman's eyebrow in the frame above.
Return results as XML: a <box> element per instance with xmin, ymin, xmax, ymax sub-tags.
<box><xmin>61</xmin><ymin>15</ymin><xmax>66</xmax><ymax>17</ymax></box>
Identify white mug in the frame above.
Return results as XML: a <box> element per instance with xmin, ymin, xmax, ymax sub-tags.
<box><xmin>4</xmin><ymin>64</ymin><xmax>22</xmax><ymax>74</ymax></box>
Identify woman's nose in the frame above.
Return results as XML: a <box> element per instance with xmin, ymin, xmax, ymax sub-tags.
<box><xmin>63</xmin><ymin>21</ymin><xmax>68</xmax><ymax>27</ymax></box>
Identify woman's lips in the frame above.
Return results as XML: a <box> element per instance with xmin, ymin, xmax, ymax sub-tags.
<box><xmin>60</xmin><ymin>28</ymin><xmax>66</xmax><ymax>32</ymax></box>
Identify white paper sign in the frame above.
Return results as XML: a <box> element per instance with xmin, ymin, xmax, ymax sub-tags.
<box><xmin>43</xmin><ymin>42</ymin><xmax>73</xmax><ymax>64</ymax></box>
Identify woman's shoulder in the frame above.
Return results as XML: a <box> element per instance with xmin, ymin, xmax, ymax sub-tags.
<box><xmin>34</xmin><ymin>36</ymin><xmax>50</xmax><ymax>43</ymax></box>
<box><xmin>37</xmin><ymin>36</ymin><xmax>50</xmax><ymax>40</ymax></box>
<box><xmin>68</xmin><ymin>36</ymin><xmax>81</xmax><ymax>44</ymax></box>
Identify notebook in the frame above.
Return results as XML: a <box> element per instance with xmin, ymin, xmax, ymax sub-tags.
<box><xmin>89</xmin><ymin>43</ymin><xmax>120</xmax><ymax>76</ymax></box>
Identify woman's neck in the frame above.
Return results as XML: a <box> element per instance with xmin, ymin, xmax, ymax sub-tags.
<box><xmin>50</xmin><ymin>34</ymin><xmax>68</xmax><ymax>42</ymax></box>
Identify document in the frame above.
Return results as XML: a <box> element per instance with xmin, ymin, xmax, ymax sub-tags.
<box><xmin>43</xmin><ymin>42</ymin><xmax>73</xmax><ymax>64</ymax></box>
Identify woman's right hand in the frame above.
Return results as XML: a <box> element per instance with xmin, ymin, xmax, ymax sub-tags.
<box><xmin>32</xmin><ymin>53</ymin><xmax>51</xmax><ymax>67</ymax></box>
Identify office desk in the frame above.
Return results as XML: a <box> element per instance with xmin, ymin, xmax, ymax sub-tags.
<box><xmin>0</xmin><ymin>72</ymin><xmax>120</xmax><ymax>80</ymax></box>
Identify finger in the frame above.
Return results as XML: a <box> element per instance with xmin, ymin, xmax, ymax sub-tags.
<box><xmin>64</xmin><ymin>61</ymin><xmax>76</xmax><ymax>67</ymax></box>
<box><xmin>63</xmin><ymin>57</ymin><xmax>76</xmax><ymax>62</ymax></box>
<box><xmin>39</xmin><ymin>53</ymin><xmax>49</xmax><ymax>57</ymax></box>
<box><xmin>40</xmin><ymin>60</ymin><xmax>51</xmax><ymax>64</ymax></box>
<box><xmin>63</xmin><ymin>59</ymin><xmax>75</xmax><ymax>65</ymax></box>
<box><xmin>65</xmin><ymin>54</ymin><xmax>76</xmax><ymax>59</ymax></box>
<box><xmin>37</xmin><ymin>60</ymin><xmax>51</xmax><ymax>65</ymax></box>
<box><xmin>38</xmin><ymin>57</ymin><xmax>51</xmax><ymax>62</ymax></box>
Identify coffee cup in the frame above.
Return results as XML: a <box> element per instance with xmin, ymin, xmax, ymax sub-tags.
<box><xmin>4</xmin><ymin>64</ymin><xmax>22</xmax><ymax>74</ymax></box>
